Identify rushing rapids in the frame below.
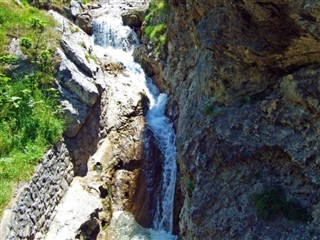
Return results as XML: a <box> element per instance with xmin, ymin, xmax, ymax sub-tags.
<box><xmin>92</xmin><ymin>7</ymin><xmax>177</xmax><ymax>239</ymax></box>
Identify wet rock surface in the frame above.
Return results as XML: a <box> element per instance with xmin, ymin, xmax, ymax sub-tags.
<box><xmin>75</xmin><ymin>13</ymin><xmax>93</xmax><ymax>35</ymax></box>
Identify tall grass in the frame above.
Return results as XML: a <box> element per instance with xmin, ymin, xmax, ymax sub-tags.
<box><xmin>0</xmin><ymin>0</ymin><xmax>64</xmax><ymax>216</ymax></box>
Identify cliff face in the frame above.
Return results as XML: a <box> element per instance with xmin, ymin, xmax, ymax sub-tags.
<box><xmin>140</xmin><ymin>0</ymin><xmax>320</xmax><ymax>239</ymax></box>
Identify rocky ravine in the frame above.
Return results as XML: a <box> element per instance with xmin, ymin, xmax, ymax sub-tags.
<box><xmin>136</xmin><ymin>0</ymin><xmax>320</xmax><ymax>239</ymax></box>
<box><xmin>1</xmin><ymin>1</ymin><xmax>158</xmax><ymax>239</ymax></box>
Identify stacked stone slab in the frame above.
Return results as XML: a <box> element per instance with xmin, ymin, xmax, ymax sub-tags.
<box><xmin>5</xmin><ymin>143</ymin><xmax>73</xmax><ymax>239</ymax></box>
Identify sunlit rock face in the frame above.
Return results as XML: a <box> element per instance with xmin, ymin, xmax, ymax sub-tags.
<box><xmin>136</xmin><ymin>0</ymin><xmax>320</xmax><ymax>239</ymax></box>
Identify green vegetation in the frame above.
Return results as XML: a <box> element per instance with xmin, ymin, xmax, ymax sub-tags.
<box><xmin>82</xmin><ymin>0</ymin><xmax>92</xmax><ymax>4</ymax></box>
<box><xmin>201</xmin><ymin>99</ymin><xmax>217</xmax><ymax>116</ymax></box>
<box><xmin>0</xmin><ymin>1</ymin><xmax>58</xmax><ymax>53</ymax></box>
<box><xmin>85</xmin><ymin>53</ymin><xmax>97</xmax><ymax>64</ymax></box>
<box><xmin>0</xmin><ymin>0</ymin><xmax>64</xmax><ymax>216</ymax></box>
<box><xmin>252</xmin><ymin>187</ymin><xmax>312</xmax><ymax>222</ymax></box>
<box><xmin>180</xmin><ymin>175</ymin><xmax>194</xmax><ymax>194</ymax></box>
<box><xmin>201</xmin><ymin>98</ymin><xmax>225</xmax><ymax>117</ymax></box>
<box><xmin>143</xmin><ymin>0</ymin><xmax>169</xmax><ymax>56</ymax></box>
<box><xmin>21</xmin><ymin>0</ymin><xmax>71</xmax><ymax>12</ymax></box>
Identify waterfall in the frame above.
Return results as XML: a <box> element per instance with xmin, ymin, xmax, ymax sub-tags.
<box><xmin>145</xmin><ymin>84</ymin><xmax>177</xmax><ymax>233</ymax></box>
<box><xmin>93</xmin><ymin>11</ymin><xmax>177</xmax><ymax>238</ymax></box>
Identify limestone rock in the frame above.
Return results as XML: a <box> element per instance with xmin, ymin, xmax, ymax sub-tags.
<box><xmin>60</xmin><ymin>94</ymin><xmax>89</xmax><ymax>138</ymax></box>
<box><xmin>58</xmin><ymin>48</ymin><xmax>99</xmax><ymax>107</ymax></box>
<box><xmin>48</xmin><ymin>10</ymin><xmax>74</xmax><ymax>34</ymax></box>
<box><xmin>8</xmin><ymin>38</ymin><xmax>25</xmax><ymax>59</ymax></box>
<box><xmin>45</xmin><ymin>178</ymin><xmax>102</xmax><ymax>240</ymax></box>
<box><xmin>131</xmin><ymin>129</ymin><xmax>164</xmax><ymax>228</ymax></box>
<box><xmin>86</xmin><ymin>2</ymin><xmax>102</xmax><ymax>10</ymax></box>
<box><xmin>14</xmin><ymin>0</ymin><xmax>21</xmax><ymax>5</ymax></box>
<box><xmin>70</xmin><ymin>0</ymin><xmax>83</xmax><ymax>18</ymax></box>
<box><xmin>60</xmin><ymin>34</ymin><xmax>98</xmax><ymax>78</ymax></box>
<box><xmin>49</xmin><ymin>10</ymin><xmax>99</xmax><ymax>78</ymax></box>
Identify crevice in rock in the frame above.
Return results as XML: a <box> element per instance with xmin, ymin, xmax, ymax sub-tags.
<box><xmin>114</xmin><ymin>159</ymin><xmax>143</xmax><ymax>172</ymax></box>
<box><xmin>130</xmin><ymin>129</ymin><xmax>164</xmax><ymax>228</ymax></box>
<box><xmin>76</xmin><ymin>212</ymin><xmax>100</xmax><ymax>240</ymax></box>
<box><xmin>98</xmin><ymin>186</ymin><xmax>108</xmax><ymax>199</ymax></box>
<box><xmin>65</xmin><ymin>96</ymin><xmax>102</xmax><ymax>177</ymax></box>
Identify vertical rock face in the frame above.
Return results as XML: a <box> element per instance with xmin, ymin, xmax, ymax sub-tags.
<box><xmin>131</xmin><ymin>129</ymin><xmax>164</xmax><ymax>228</ymax></box>
<box><xmin>138</xmin><ymin>0</ymin><xmax>320</xmax><ymax>239</ymax></box>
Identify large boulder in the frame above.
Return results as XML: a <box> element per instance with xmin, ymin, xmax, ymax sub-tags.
<box><xmin>70</xmin><ymin>0</ymin><xmax>83</xmax><ymax>19</ymax></box>
<box><xmin>50</xmin><ymin>11</ymin><xmax>99</xmax><ymax>78</ymax></box>
<box><xmin>60</xmin><ymin>35</ymin><xmax>98</xmax><ymax>78</ymax></box>
<box><xmin>75</xmin><ymin>13</ymin><xmax>93</xmax><ymax>35</ymax></box>
<box><xmin>57</xmin><ymin>48</ymin><xmax>99</xmax><ymax>107</ymax></box>
<box><xmin>59</xmin><ymin>91</ymin><xmax>89</xmax><ymax>138</ymax></box>
<box><xmin>45</xmin><ymin>178</ymin><xmax>102</xmax><ymax>240</ymax></box>
<box><xmin>121</xmin><ymin>9</ymin><xmax>146</xmax><ymax>28</ymax></box>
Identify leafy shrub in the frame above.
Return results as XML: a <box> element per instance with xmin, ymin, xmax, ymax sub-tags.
<box><xmin>20</xmin><ymin>37</ymin><xmax>33</xmax><ymax>49</ymax></box>
<box><xmin>143</xmin><ymin>0</ymin><xmax>169</xmax><ymax>56</ymax></box>
<box><xmin>0</xmin><ymin>55</ymin><xmax>18</xmax><ymax>64</ymax></box>
<box><xmin>252</xmin><ymin>187</ymin><xmax>312</xmax><ymax>222</ymax></box>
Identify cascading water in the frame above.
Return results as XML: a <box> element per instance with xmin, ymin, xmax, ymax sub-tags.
<box><xmin>92</xmin><ymin>8</ymin><xmax>177</xmax><ymax>239</ymax></box>
<box><xmin>146</xmin><ymin>85</ymin><xmax>177</xmax><ymax>233</ymax></box>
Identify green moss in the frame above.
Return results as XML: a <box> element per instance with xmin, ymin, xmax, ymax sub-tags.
<box><xmin>252</xmin><ymin>187</ymin><xmax>312</xmax><ymax>222</ymax></box>
<box><xmin>85</xmin><ymin>53</ymin><xmax>98</xmax><ymax>64</ymax></box>
<box><xmin>201</xmin><ymin>98</ymin><xmax>224</xmax><ymax>117</ymax></box>
<box><xmin>82</xmin><ymin>0</ymin><xmax>92</xmax><ymax>4</ymax></box>
<box><xmin>145</xmin><ymin>23</ymin><xmax>166</xmax><ymax>40</ymax></box>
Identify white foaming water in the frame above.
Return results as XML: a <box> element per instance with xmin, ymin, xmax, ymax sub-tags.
<box><xmin>108</xmin><ymin>211</ymin><xmax>176</xmax><ymax>240</ymax></box>
<box><xmin>93</xmin><ymin>12</ymin><xmax>177</xmax><ymax>239</ymax></box>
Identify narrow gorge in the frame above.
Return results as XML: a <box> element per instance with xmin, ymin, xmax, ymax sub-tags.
<box><xmin>1</xmin><ymin>0</ymin><xmax>320</xmax><ymax>239</ymax></box>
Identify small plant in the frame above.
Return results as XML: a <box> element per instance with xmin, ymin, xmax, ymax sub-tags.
<box><xmin>0</xmin><ymin>55</ymin><xmax>18</xmax><ymax>64</ymax></box>
<box><xmin>85</xmin><ymin>52</ymin><xmax>97</xmax><ymax>64</ymax></box>
<box><xmin>143</xmin><ymin>0</ymin><xmax>169</xmax><ymax>57</ymax></box>
<box><xmin>180</xmin><ymin>175</ymin><xmax>194</xmax><ymax>194</ymax></box>
<box><xmin>201</xmin><ymin>99</ymin><xmax>223</xmax><ymax>117</ymax></box>
<box><xmin>79</xmin><ymin>41</ymin><xmax>87</xmax><ymax>49</ymax></box>
<box><xmin>20</xmin><ymin>37</ymin><xmax>33</xmax><ymax>50</ymax></box>
<box><xmin>252</xmin><ymin>187</ymin><xmax>312</xmax><ymax>222</ymax></box>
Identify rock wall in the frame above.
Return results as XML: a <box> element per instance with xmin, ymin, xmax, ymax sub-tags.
<box><xmin>137</xmin><ymin>0</ymin><xmax>320</xmax><ymax>239</ymax></box>
<box><xmin>4</xmin><ymin>143</ymin><xmax>73</xmax><ymax>239</ymax></box>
